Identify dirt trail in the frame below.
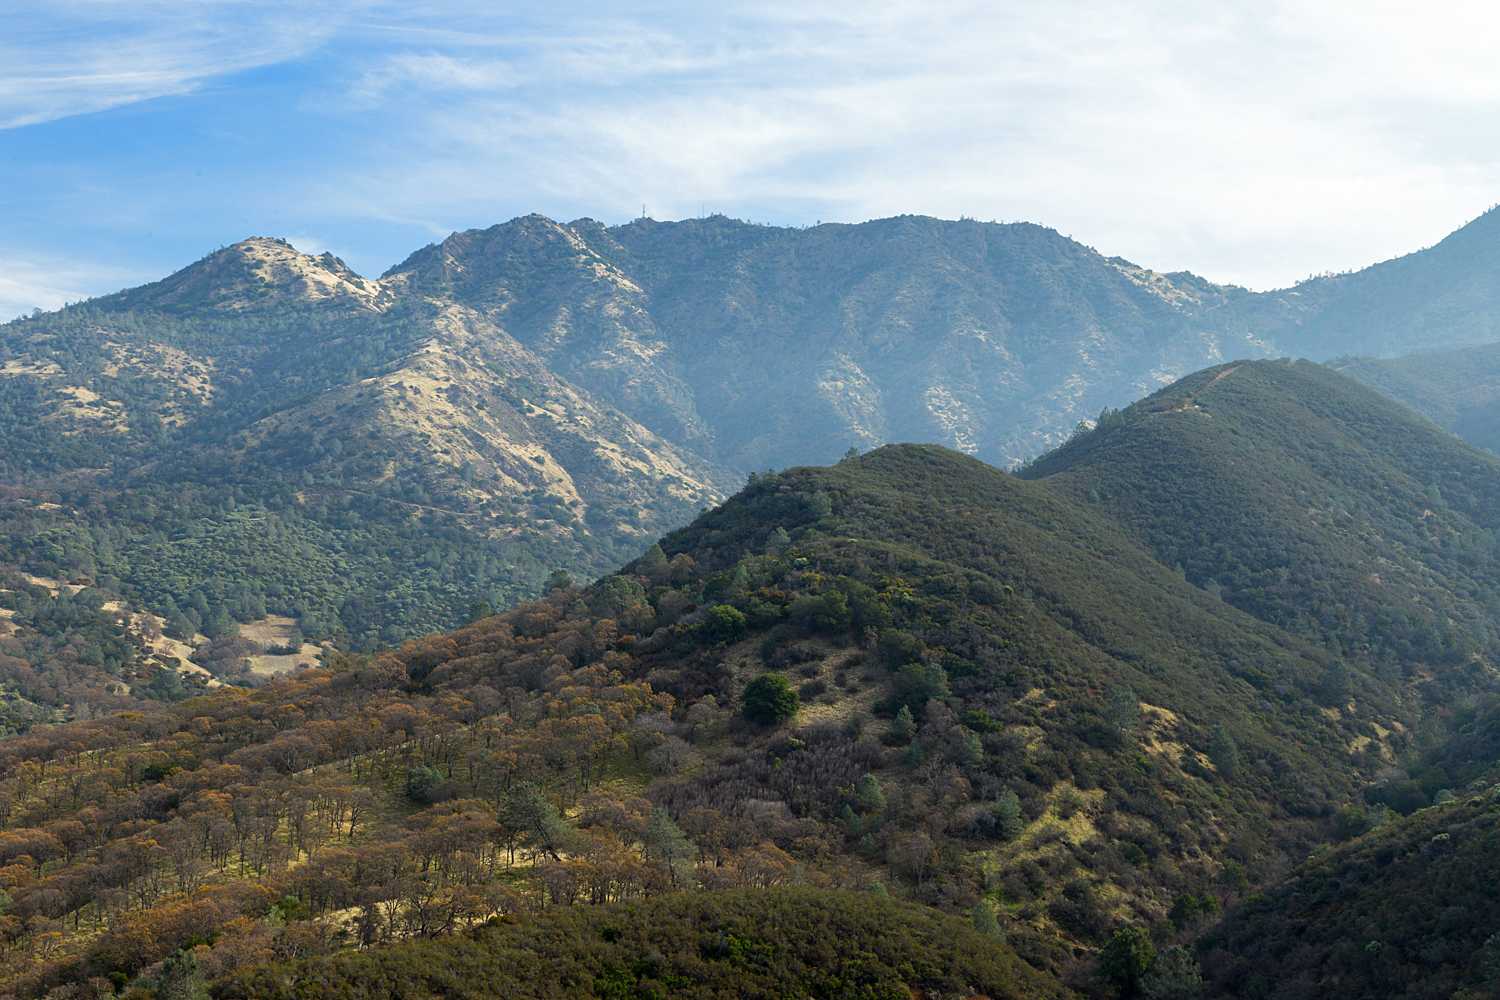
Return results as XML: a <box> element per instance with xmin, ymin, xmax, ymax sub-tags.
<box><xmin>1158</xmin><ymin>364</ymin><xmax>1243</xmax><ymax>416</ymax></box>
<box><xmin>1198</xmin><ymin>363</ymin><xmax>1243</xmax><ymax>394</ymax></box>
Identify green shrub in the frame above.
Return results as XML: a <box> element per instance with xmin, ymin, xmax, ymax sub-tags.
<box><xmin>742</xmin><ymin>674</ymin><xmax>799</xmax><ymax>724</ymax></box>
<box><xmin>703</xmin><ymin>604</ymin><xmax>748</xmax><ymax>643</ymax></box>
<box><xmin>1099</xmin><ymin>926</ymin><xmax>1157</xmax><ymax>995</ymax></box>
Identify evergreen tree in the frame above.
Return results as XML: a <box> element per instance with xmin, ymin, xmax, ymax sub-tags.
<box><xmin>855</xmin><ymin>773</ymin><xmax>886</xmax><ymax>815</ymax></box>
<box><xmin>1322</xmin><ymin>659</ymin><xmax>1354</xmax><ymax>706</ymax></box>
<box><xmin>960</xmin><ymin>729</ymin><xmax>985</xmax><ymax>765</ymax></box>
<box><xmin>638</xmin><ymin>543</ymin><xmax>668</xmax><ymax>575</ymax></box>
<box><xmin>922</xmin><ymin>663</ymin><xmax>951</xmax><ymax>701</ymax></box>
<box><xmin>995</xmin><ymin>787</ymin><xmax>1024</xmax><ymax>840</ymax></box>
<box><xmin>1484</xmin><ymin>932</ymin><xmax>1500</xmax><ymax>991</ymax></box>
<box><xmin>1107</xmin><ymin>687</ymin><xmax>1142</xmax><ymax>739</ymax></box>
<box><xmin>643</xmin><ymin>808</ymin><xmax>696</xmax><ymax>889</ymax></box>
<box><xmin>155</xmin><ymin>948</ymin><xmax>210</xmax><ymax>1000</ymax></box>
<box><xmin>971</xmin><ymin>899</ymin><xmax>1003</xmax><ymax>939</ymax></box>
<box><xmin>892</xmin><ymin>705</ymin><xmax>916</xmax><ymax>741</ymax></box>
<box><xmin>1139</xmin><ymin>945</ymin><xmax>1204</xmax><ymax>1000</ymax></box>
<box><xmin>1209</xmin><ymin>725</ymin><xmax>1240</xmax><ymax>780</ymax></box>
<box><xmin>742</xmin><ymin>674</ymin><xmax>799</xmax><ymax>724</ymax></box>
<box><xmin>1099</xmin><ymin>926</ymin><xmax>1157</xmax><ymax>995</ymax></box>
<box><xmin>502</xmin><ymin>783</ymin><xmax>571</xmax><ymax>860</ymax></box>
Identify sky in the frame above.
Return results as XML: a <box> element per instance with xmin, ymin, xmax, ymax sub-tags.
<box><xmin>3</xmin><ymin>0</ymin><xmax>1500</xmax><ymax>320</ymax></box>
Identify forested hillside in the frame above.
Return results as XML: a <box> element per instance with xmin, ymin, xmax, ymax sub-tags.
<box><xmin>1334</xmin><ymin>342</ymin><xmax>1500</xmax><ymax>454</ymax></box>
<box><xmin>1022</xmin><ymin>359</ymin><xmax>1500</xmax><ymax>731</ymax></box>
<box><xmin>0</xmin><ymin>435</ymin><xmax>1459</xmax><ymax>999</ymax></box>
<box><xmin>0</xmin><ymin>238</ymin><xmax>732</xmax><ymax>719</ymax></box>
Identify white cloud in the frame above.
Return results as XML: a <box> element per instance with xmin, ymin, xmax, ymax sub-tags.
<box><xmin>6</xmin><ymin>0</ymin><xmax>1500</xmax><ymax>292</ymax></box>
<box><xmin>0</xmin><ymin>0</ymin><xmax>358</xmax><ymax>128</ymax></box>
<box><xmin>0</xmin><ymin>253</ymin><xmax>149</xmax><ymax>320</ymax></box>
<box><xmin>285</xmin><ymin>0</ymin><xmax>1500</xmax><ymax>288</ymax></box>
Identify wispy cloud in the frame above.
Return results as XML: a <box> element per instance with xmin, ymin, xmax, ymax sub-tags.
<box><xmin>0</xmin><ymin>0</ymin><xmax>356</xmax><ymax>128</ymax></box>
<box><xmin>277</xmin><ymin>1</ymin><xmax>1500</xmax><ymax>287</ymax></box>
<box><xmin>0</xmin><ymin>252</ymin><xmax>150</xmax><ymax>321</ymax></box>
<box><xmin>4</xmin><ymin>0</ymin><xmax>1500</xmax><ymax>297</ymax></box>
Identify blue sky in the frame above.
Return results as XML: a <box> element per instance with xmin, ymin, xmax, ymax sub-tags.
<box><xmin>3</xmin><ymin>1</ymin><xmax>1500</xmax><ymax>319</ymax></box>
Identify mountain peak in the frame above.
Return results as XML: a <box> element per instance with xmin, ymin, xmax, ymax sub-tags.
<box><xmin>110</xmin><ymin>236</ymin><xmax>384</xmax><ymax>313</ymax></box>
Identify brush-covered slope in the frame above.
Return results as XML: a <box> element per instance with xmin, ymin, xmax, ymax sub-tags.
<box><xmin>0</xmin><ymin>444</ymin><xmax>1388</xmax><ymax>999</ymax></box>
<box><xmin>384</xmin><ymin>214</ymin><xmax>1273</xmax><ymax>469</ymax></box>
<box><xmin>0</xmin><ymin>238</ymin><xmax>732</xmax><ymax>711</ymax></box>
<box><xmin>216</xmin><ymin>888</ymin><xmax>1071</xmax><ymax>1000</ymax></box>
<box><xmin>1202</xmin><ymin>741</ymin><xmax>1500</xmax><ymax>1000</ymax></box>
<box><xmin>1020</xmin><ymin>358</ymin><xmax>1500</xmax><ymax>723</ymax></box>
<box><xmin>1333</xmin><ymin>342</ymin><xmax>1500</xmax><ymax>454</ymax></box>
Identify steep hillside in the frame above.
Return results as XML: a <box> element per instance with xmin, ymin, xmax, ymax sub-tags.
<box><xmin>0</xmin><ymin>443</ymin><xmax>1410</xmax><ymax>999</ymax></box>
<box><xmin>384</xmin><ymin>214</ymin><xmax>1274</xmax><ymax>469</ymax></box>
<box><xmin>1333</xmin><ymin>342</ymin><xmax>1500</xmax><ymax>454</ymax></box>
<box><xmin>1020</xmin><ymin>359</ymin><xmax>1500</xmax><ymax>729</ymax></box>
<box><xmin>1202</xmin><ymin>745</ymin><xmax>1500</xmax><ymax>1000</ymax></box>
<box><xmin>0</xmin><ymin>238</ymin><xmax>732</xmax><ymax>712</ymax></box>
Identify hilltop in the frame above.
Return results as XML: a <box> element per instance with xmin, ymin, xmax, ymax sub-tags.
<box><xmin>1020</xmin><ymin>358</ymin><xmax>1500</xmax><ymax>726</ymax></box>
<box><xmin>0</xmin><ymin>434</ymin><xmax>1420</xmax><ymax>997</ymax></box>
<box><xmin>6</xmin><ymin>207</ymin><xmax>1500</xmax><ymax>717</ymax></box>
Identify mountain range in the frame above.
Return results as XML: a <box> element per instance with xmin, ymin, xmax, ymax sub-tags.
<box><xmin>1</xmin><ymin>354</ymin><xmax>1500</xmax><ymax>997</ymax></box>
<box><xmin>2</xmin><ymin>206</ymin><xmax>1500</xmax><ymax>689</ymax></box>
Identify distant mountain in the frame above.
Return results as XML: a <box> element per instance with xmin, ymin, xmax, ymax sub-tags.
<box><xmin>384</xmin><ymin>214</ymin><xmax>1278</xmax><ymax>469</ymax></box>
<box><xmin>381</xmin><ymin>206</ymin><xmax>1500</xmax><ymax>472</ymax></box>
<box><xmin>0</xmin><ymin>237</ymin><xmax>732</xmax><ymax>715</ymax></box>
<box><xmin>1240</xmin><ymin>205</ymin><xmax>1500</xmax><ymax>360</ymax></box>
<box><xmin>1332</xmin><ymin>341</ymin><xmax>1500</xmax><ymax>454</ymax></box>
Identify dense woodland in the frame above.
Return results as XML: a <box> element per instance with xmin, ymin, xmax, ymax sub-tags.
<box><xmin>0</xmin><ymin>251</ymin><xmax>727</xmax><ymax>719</ymax></box>
<box><xmin>3</xmin><ymin>289</ymin><xmax>1500</xmax><ymax>998</ymax></box>
<box><xmin>0</xmin><ymin>414</ymin><xmax>1494</xmax><ymax>998</ymax></box>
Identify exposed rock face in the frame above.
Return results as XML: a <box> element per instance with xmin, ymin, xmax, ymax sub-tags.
<box><xmin>385</xmin><ymin>214</ymin><xmax>1286</xmax><ymax>468</ymax></box>
<box><xmin>0</xmin><ymin>234</ymin><xmax>736</xmax><ymax>574</ymax></box>
<box><xmin>115</xmin><ymin>237</ymin><xmax>386</xmax><ymax>312</ymax></box>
